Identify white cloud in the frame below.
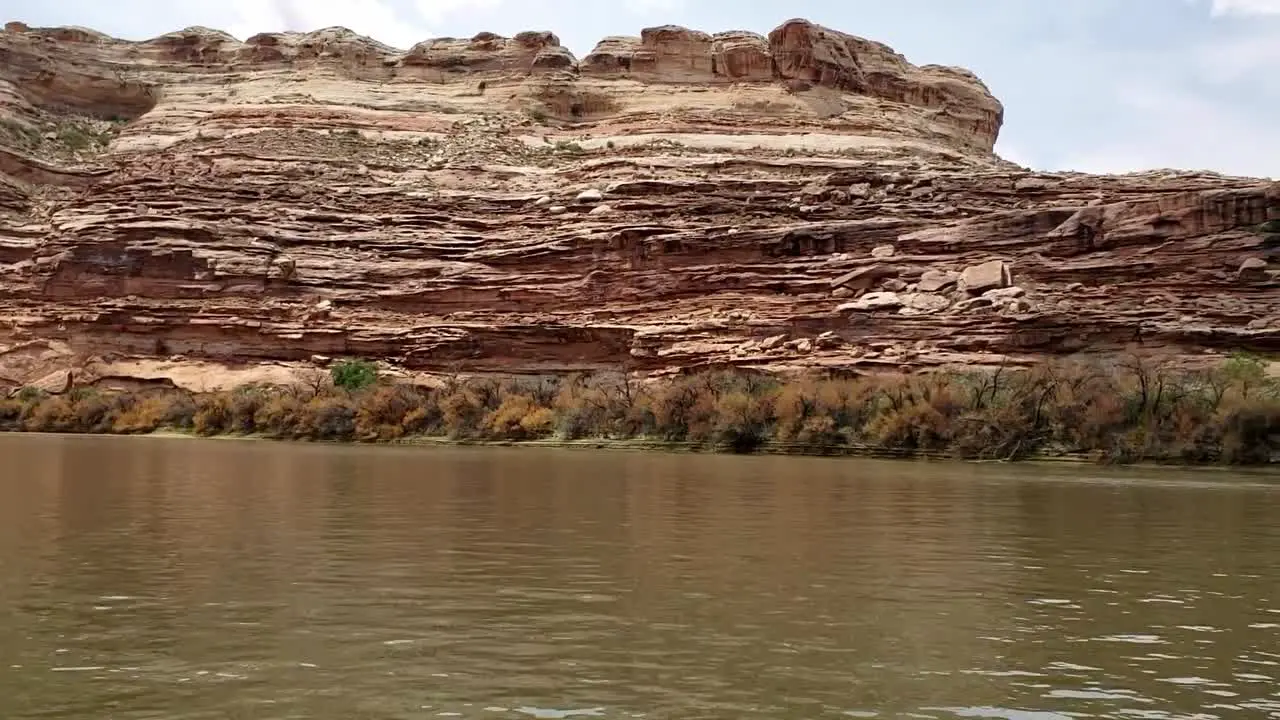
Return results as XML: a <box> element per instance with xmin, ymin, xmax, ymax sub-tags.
<box><xmin>1193</xmin><ymin>31</ymin><xmax>1280</xmax><ymax>84</ymax></box>
<box><xmin>1190</xmin><ymin>6</ymin><xmax>1280</xmax><ymax>97</ymax></box>
<box><xmin>1052</xmin><ymin>82</ymin><xmax>1279</xmax><ymax>178</ymax></box>
<box><xmin>994</xmin><ymin>141</ymin><xmax>1036</xmax><ymax>169</ymax></box>
<box><xmin>1208</xmin><ymin>0</ymin><xmax>1280</xmax><ymax>15</ymax></box>
<box><xmin>225</xmin><ymin>0</ymin><xmax>430</xmax><ymax>47</ymax></box>
<box><xmin>412</xmin><ymin>0</ymin><xmax>504</xmax><ymax>33</ymax></box>
<box><xmin>621</xmin><ymin>0</ymin><xmax>685</xmax><ymax>13</ymax></box>
<box><xmin>217</xmin><ymin>0</ymin><xmax>678</xmax><ymax>48</ymax></box>
<box><xmin>221</xmin><ymin>0</ymin><xmax>515</xmax><ymax>48</ymax></box>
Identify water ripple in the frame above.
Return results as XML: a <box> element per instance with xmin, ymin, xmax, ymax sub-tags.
<box><xmin>0</xmin><ymin>437</ymin><xmax>1278</xmax><ymax>719</ymax></box>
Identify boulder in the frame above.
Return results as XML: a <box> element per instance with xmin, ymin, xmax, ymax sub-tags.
<box><xmin>830</xmin><ymin>264</ymin><xmax>898</xmax><ymax>291</ymax></box>
<box><xmin>760</xmin><ymin>334</ymin><xmax>787</xmax><ymax>350</ymax></box>
<box><xmin>1015</xmin><ymin>177</ymin><xmax>1050</xmax><ymax>192</ymax></box>
<box><xmin>871</xmin><ymin>244</ymin><xmax>896</xmax><ymax>259</ymax></box>
<box><xmin>848</xmin><ymin>183</ymin><xmax>872</xmax><ymax>199</ymax></box>
<box><xmin>837</xmin><ymin>291</ymin><xmax>902</xmax><ymax>311</ymax></box>
<box><xmin>983</xmin><ymin>286</ymin><xmax>1025</xmax><ymax>301</ymax></box>
<box><xmin>306</xmin><ymin>298</ymin><xmax>334</xmax><ymax>320</ymax></box>
<box><xmin>952</xmin><ymin>296</ymin><xmax>995</xmax><ymax>313</ymax></box>
<box><xmin>918</xmin><ymin>269</ymin><xmax>959</xmax><ymax>293</ymax></box>
<box><xmin>1238</xmin><ymin>257</ymin><xmax>1268</xmax><ymax>281</ymax></box>
<box><xmin>959</xmin><ymin>260</ymin><xmax>1011</xmax><ymax>293</ymax></box>
<box><xmin>22</xmin><ymin>369</ymin><xmax>73</xmax><ymax>396</ymax></box>
<box><xmin>270</xmin><ymin>255</ymin><xmax>296</xmax><ymax>281</ymax></box>
<box><xmin>899</xmin><ymin>292</ymin><xmax>950</xmax><ymax>314</ymax></box>
<box><xmin>576</xmin><ymin>188</ymin><xmax>604</xmax><ymax>203</ymax></box>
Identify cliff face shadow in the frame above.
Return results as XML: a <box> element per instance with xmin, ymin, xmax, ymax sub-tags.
<box><xmin>0</xmin><ymin>30</ymin><xmax>160</xmax><ymax>122</ymax></box>
<box><xmin>0</xmin><ymin>28</ymin><xmax>160</xmax><ymax>166</ymax></box>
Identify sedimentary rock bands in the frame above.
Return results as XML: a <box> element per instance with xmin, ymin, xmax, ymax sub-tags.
<box><xmin>0</xmin><ymin>18</ymin><xmax>1276</xmax><ymax>392</ymax></box>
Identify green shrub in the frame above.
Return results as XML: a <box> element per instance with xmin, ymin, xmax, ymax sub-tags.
<box><xmin>57</xmin><ymin>125</ymin><xmax>98</xmax><ymax>150</ymax></box>
<box><xmin>331</xmin><ymin>359</ymin><xmax>378</xmax><ymax>392</ymax></box>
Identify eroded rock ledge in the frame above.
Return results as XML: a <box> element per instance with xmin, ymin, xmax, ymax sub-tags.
<box><xmin>0</xmin><ymin>18</ymin><xmax>1277</xmax><ymax>393</ymax></box>
<box><xmin>0</xmin><ymin>18</ymin><xmax>1002</xmax><ymax>151</ymax></box>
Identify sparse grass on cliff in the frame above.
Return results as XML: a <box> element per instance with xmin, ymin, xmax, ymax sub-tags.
<box><xmin>0</xmin><ymin>118</ymin><xmax>41</xmax><ymax>149</ymax></box>
<box><xmin>0</xmin><ymin>114</ymin><xmax>121</xmax><ymax>156</ymax></box>
<box><xmin>552</xmin><ymin>140</ymin><xmax>585</xmax><ymax>155</ymax></box>
<box><xmin>2</xmin><ymin>355</ymin><xmax>1277</xmax><ymax>465</ymax></box>
<box><xmin>57</xmin><ymin>124</ymin><xmax>100</xmax><ymax>150</ymax></box>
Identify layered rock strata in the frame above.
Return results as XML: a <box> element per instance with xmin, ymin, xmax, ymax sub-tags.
<box><xmin>0</xmin><ymin>18</ymin><xmax>1277</xmax><ymax>392</ymax></box>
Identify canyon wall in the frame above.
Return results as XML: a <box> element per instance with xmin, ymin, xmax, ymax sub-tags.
<box><xmin>0</xmin><ymin>18</ymin><xmax>1276</xmax><ymax>392</ymax></box>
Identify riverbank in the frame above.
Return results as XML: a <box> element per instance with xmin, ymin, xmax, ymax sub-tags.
<box><xmin>11</xmin><ymin>424</ymin><xmax>1276</xmax><ymax>478</ymax></box>
<box><xmin>137</xmin><ymin>430</ymin><xmax>1013</xmax><ymax>462</ymax></box>
<box><xmin>3</xmin><ymin>356</ymin><xmax>1278</xmax><ymax>466</ymax></box>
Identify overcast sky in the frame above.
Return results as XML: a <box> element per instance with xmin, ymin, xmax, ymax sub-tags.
<box><xmin>4</xmin><ymin>0</ymin><xmax>1278</xmax><ymax>178</ymax></box>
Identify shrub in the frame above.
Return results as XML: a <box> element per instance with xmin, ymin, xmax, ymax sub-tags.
<box><xmin>254</xmin><ymin>393</ymin><xmax>304</xmax><ymax>438</ymax></box>
<box><xmin>55</xmin><ymin>122</ymin><xmax>112</xmax><ymax>151</ymax></box>
<box><xmin>192</xmin><ymin>394</ymin><xmax>232</xmax><ymax>436</ymax></box>
<box><xmin>0</xmin><ymin>399</ymin><xmax>23</xmax><ymax>429</ymax></box>
<box><xmin>1</xmin><ymin>355</ymin><xmax>1276</xmax><ymax>464</ymax></box>
<box><xmin>298</xmin><ymin>396</ymin><xmax>356</xmax><ymax>440</ymax></box>
<box><xmin>482</xmin><ymin>395</ymin><xmax>555</xmax><ymax>440</ymax></box>
<box><xmin>16</xmin><ymin>386</ymin><xmax>44</xmax><ymax>403</ymax></box>
<box><xmin>24</xmin><ymin>397</ymin><xmax>76</xmax><ymax>433</ymax></box>
<box><xmin>331</xmin><ymin>359</ymin><xmax>378</xmax><ymax>392</ymax></box>
<box><xmin>711</xmin><ymin>389</ymin><xmax>776</xmax><ymax>453</ymax></box>
<box><xmin>438</xmin><ymin>383</ymin><xmax>484</xmax><ymax>438</ymax></box>
<box><xmin>355</xmin><ymin>385</ymin><xmax>430</xmax><ymax>440</ymax></box>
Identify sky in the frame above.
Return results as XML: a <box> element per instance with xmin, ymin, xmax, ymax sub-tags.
<box><xmin>3</xmin><ymin>0</ymin><xmax>1278</xmax><ymax>178</ymax></box>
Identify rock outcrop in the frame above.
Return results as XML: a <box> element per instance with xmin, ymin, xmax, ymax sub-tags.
<box><xmin>0</xmin><ymin>18</ymin><xmax>1277</xmax><ymax>391</ymax></box>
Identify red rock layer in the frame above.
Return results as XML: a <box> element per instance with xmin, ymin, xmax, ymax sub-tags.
<box><xmin>0</xmin><ymin>18</ymin><xmax>1276</xmax><ymax>392</ymax></box>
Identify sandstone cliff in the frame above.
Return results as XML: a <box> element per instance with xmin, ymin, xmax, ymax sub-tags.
<box><xmin>0</xmin><ymin>18</ymin><xmax>1277</xmax><ymax>392</ymax></box>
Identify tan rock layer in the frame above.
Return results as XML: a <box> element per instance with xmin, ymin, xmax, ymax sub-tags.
<box><xmin>0</xmin><ymin>17</ymin><xmax>1002</xmax><ymax>151</ymax></box>
<box><xmin>0</xmin><ymin>18</ymin><xmax>1277</xmax><ymax>391</ymax></box>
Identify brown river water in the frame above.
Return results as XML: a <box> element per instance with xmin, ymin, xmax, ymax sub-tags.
<box><xmin>0</xmin><ymin>434</ymin><xmax>1277</xmax><ymax>719</ymax></box>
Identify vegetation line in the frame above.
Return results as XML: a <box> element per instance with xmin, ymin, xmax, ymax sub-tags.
<box><xmin>3</xmin><ymin>355</ymin><xmax>1278</xmax><ymax>466</ymax></box>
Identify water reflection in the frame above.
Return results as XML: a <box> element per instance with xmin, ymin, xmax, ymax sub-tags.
<box><xmin>0</xmin><ymin>435</ymin><xmax>1277</xmax><ymax>719</ymax></box>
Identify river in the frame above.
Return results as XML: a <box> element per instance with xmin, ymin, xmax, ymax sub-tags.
<box><xmin>0</xmin><ymin>435</ymin><xmax>1277</xmax><ymax>719</ymax></box>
